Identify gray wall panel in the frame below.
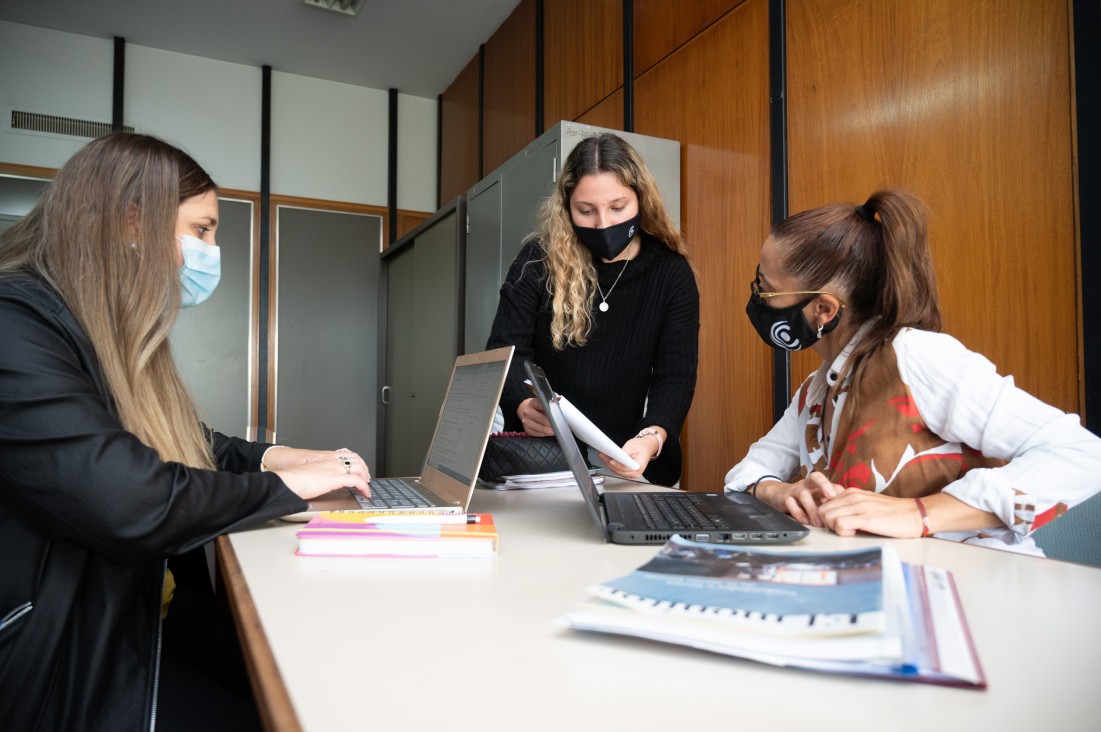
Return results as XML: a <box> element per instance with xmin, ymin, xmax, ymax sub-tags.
<box><xmin>172</xmin><ymin>197</ymin><xmax>252</xmax><ymax>437</ymax></box>
<box><xmin>275</xmin><ymin>206</ymin><xmax>382</xmax><ymax>462</ymax></box>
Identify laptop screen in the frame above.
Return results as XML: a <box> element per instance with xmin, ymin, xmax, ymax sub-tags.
<box><xmin>524</xmin><ymin>360</ymin><xmax>609</xmax><ymax>540</ymax></box>
<box><xmin>424</xmin><ymin>357</ymin><xmax>510</xmax><ymax>485</ymax></box>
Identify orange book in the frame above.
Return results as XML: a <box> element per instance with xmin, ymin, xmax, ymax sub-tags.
<box><xmin>295</xmin><ymin>513</ymin><xmax>498</xmax><ymax>558</ymax></box>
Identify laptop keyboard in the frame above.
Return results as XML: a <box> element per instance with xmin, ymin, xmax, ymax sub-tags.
<box><xmin>353</xmin><ymin>478</ymin><xmax>433</xmax><ymax>509</ymax></box>
<box><xmin>632</xmin><ymin>493</ymin><xmax>728</xmax><ymax>531</ymax></box>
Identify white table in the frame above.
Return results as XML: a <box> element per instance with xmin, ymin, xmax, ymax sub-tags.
<box><xmin>218</xmin><ymin>482</ymin><xmax>1101</xmax><ymax>732</ymax></box>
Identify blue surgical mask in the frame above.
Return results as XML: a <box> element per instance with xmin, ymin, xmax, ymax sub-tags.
<box><xmin>178</xmin><ymin>235</ymin><xmax>221</xmax><ymax>308</ymax></box>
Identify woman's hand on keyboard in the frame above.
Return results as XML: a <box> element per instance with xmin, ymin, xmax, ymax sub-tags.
<box><xmin>267</xmin><ymin>447</ymin><xmax>371</xmax><ymax>500</ymax></box>
<box><xmin>756</xmin><ymin>472</ymin><xmax>841</xmax><ymax>528</ymax></box>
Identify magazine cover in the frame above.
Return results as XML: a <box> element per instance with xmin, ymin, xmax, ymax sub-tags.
<box><xmin>558</xmin><ymin>536</ymin><xmax>985</xmax><ymax>687</ymax></box>
<box><xmin>590</xmin><ymin>535</ymin><xmax>891</xmax><ymax>637</ymax></box>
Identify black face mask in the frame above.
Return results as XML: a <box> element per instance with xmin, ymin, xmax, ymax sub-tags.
<box><xmin>745</xmin><ymin>296</ymin><xmax>832</xmax><ymax>351</ymax></box>
<box><xmin>572</xmin><ymin>214</ymin><xmax>641</xmax><ymax>260</ymax></box>
<box><xmin>745</xmin><ymin>267</ymin><xmax>841</xmax><ymax>351</ymax></box>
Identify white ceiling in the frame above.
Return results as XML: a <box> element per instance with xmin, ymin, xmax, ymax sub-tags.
<box><xmin>0</xmin><ymin>0</ymin><xmax>523</xmax><ymax>99</ymax></box>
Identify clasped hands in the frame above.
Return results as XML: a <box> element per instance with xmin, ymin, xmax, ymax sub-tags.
<box><xmin>262</xmin><ymin>445</ymin><xmax>371</xmax><ymax>501</ymax></box>
<box><xmin>756</xmin><ymin>472</ymin><xmax>924</xmax><ymax>539</ymax></box>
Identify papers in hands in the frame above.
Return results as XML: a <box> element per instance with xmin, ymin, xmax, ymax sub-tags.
<box><xmin>556</xmin><ymin>395</ymin><xmax>641</xmax><ymax>472</ymax></box>
<box><xmin>523</xmin><ymin>378</ymin><xmax>642</xmax><ymax>471</ymax></box>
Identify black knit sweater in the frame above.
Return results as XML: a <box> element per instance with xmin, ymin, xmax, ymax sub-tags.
<box><xmin>485</xmin><ymin>234</ymin><xmax>699</xmax><ymax>485</ymax></box>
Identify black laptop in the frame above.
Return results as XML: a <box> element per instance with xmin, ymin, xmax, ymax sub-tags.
<box><xmin>524</xmin><ymin>361</ymin><xmax>808</xmax><ymax>545</ymax></box>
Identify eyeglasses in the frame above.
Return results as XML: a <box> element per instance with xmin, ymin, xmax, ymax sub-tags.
<box><xmin>750</xmin><ymin>266</ymin><xmax>845</xmax><ymax>306</ymax></box>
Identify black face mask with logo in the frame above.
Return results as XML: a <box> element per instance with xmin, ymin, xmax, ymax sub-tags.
<box><xmin>745</xmin><ymin>265</ymin><xmax>842</xmax><ymax>351</ymax></box>
<box><xmin>572</xmin><ymin>214</ymin><xmax>641</xmax><ymax>261</ymax></box>
<box><xmin>746</xmin><ymin>295</ymin><xmax>836</xmax><ymax>351</ymax></box>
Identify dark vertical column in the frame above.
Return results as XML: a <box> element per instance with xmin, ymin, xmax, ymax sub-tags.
<box><xmin>768</xmin><ymin>0</ymin><xmax>791</xmax><ymax>422</ymax></box>
<box><xmin>436</xmin><ymin>93</ymin><xmax>443</xmax><ymax>209</ymax></box>
<box><xmin>623</xmin><ymin>0</ymin><xmax>634</xmax><ymax>132</ymax></box>
<box><xmin>112</xmin><ymin>37</ymin><xmax>125</xmax><ymax>131</ymax></box>
<box><xmin>389</xmin><ymin>88</ymin><xmax>398</xmax><ymax>244</ymax></box>
<box><xmin>535</xmin><ymin>0</ymin><xmax>545</xmax><ymax>136</ymax></box>
<box><xmin>478</xmin><ymin>44</ymin><xmax>486</xmax><ymax>179</ymax></box>
<box><xmin>1075</xmin><ymin>0</ymin><xmax>1100</xmax><ymax>434</ymax></box>
<box><xmin>258</xmin><ymin>65</ymin><xmax>272</xmax><ymax>439</ymax></box>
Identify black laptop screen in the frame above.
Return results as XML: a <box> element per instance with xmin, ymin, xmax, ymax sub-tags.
<box><xmin>524</xmin><ymin>361</ymin><xmax>609</xmax><ymax>540</ymax></box>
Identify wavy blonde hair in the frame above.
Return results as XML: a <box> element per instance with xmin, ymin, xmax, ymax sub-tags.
<box><xmin>0</xmin><ymin>133</ymin><xmax>217</xmax><ymax>469</ymax></box>
<box><xmin>533</xmin><ymin>133</ymin><xmax>690</xmax><ymax>349</ymax></box>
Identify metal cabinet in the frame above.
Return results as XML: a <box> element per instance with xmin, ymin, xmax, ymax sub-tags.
<box><xmin>378</xmin><ymin>198</ymin><xmax>465</xmax><ymax>476</ymax></box>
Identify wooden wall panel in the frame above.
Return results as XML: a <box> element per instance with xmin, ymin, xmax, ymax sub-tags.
<box><xmin>439</xmin><ymin>55</ymin><xmax>481</xmax><ymax>206</ymax></box>
<box><xmin>483</xmin><ymin>0</ymin><xmax>538</xmax><ymax>175</ymax></box>
<box><xmin>635</xmin><ymin>0</ymin><xmax>772</xmax><ymax>490</ymax></box>
<box><xmin>396</xmin><ymin>210</ymin><xmax>432</xmax><ymax>241</ymax></box>
<box><xmin>576</xmin><ymin>89</ymin><xmax>624</xmax><ymax>130</ymax></box>
<box><xmin>633</xmin><ymin>0</ymin><xmax>742</xmax><ymax>77</ymax></box>
<box><xmin>544</xmin><ymin>0</ymin><xmax>623</xmax><ymax>128</ymax></box>
<box><xmin>786</xmin><ymin>0</ymin><xmax>1078</xmax><ymax>413</ymax></box>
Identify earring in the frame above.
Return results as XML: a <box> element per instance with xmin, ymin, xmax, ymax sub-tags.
<box><xmin>816</xmin><ymin>323</ymin><xmax>825</xmax><ymax>339</ymax></box>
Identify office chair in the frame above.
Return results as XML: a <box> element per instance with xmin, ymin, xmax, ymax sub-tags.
<box><xmin>1032</xmin><ymin>491</ymin><xmax>1101</xmax><ymax>568</ymax></box>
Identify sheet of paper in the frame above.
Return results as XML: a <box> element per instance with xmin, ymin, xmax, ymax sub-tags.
<box><xmin>557</xmin><ymin>395</ymin><xmax>641</xmax><ymax>471</ymax></box>
<box><xmin>491</xmin><ymin>471</ymin><xmax>605</xmax><ymax>491</ymax></box>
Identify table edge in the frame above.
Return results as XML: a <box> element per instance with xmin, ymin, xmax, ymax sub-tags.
<box><xmin>216</xmin><ymin>534</ymin><xmax>303</xmax><ymax>732</ymax></box>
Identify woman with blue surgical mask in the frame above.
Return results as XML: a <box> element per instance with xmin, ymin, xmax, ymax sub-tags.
<box><xmin>175</xmin><ymin>193</ymin><xmax>222</xmax><ymax>308</ymax></box>
<box><xmin>485</xmin><ymin>133</ymin><xmax>699</xmax><ymax>486</ymax></box>
<box><xmin>725</xmin><ymin>189</ymin><xmax>1101</xmax><ymax>555</ymax></box>
<box><xmin>0</xmin><ymin>133</ymin><xmax>372</xmax><ymax>731</ymax></box>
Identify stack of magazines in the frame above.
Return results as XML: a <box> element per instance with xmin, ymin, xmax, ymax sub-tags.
<box><xmin>556</xmin><ymin>536</ymin><xmax>985</xmax><ymax>687</ymax></box>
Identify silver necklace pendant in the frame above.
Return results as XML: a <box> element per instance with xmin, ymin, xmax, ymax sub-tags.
<box><xmin>595</xmin><ymin>257</ymin><xmax>630</xmax><ymax>315</ymax></box>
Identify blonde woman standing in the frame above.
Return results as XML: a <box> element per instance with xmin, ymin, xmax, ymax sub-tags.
<box><xmin>486</xmin><ymin>133</ymin><xmax>699</xmax><ymax>486</ymax></box>
<box><xmin>0</xmin><ymin>133</ymin><xmax>370</xmax><ymax>730</ymax></box>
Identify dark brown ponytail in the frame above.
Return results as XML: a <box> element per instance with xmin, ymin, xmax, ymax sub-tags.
<box><xmin>772</xmin><ymin>188</ymin><xmax>942</xmax><ymax>379</ymax></box>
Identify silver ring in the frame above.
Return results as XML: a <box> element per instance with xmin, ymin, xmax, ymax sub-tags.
<box><xmin>340</xmin><ymin>457</ymin><xmax>352</xmax><ymax>474</ymax></box>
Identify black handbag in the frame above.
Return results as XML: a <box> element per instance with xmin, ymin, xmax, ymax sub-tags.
<box><xmin>478</xmin><ymin>432</ymin><xmax>570</xmax><ymax>482</ymax></box>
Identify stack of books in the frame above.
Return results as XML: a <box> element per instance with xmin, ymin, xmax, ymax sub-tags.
<box><xmin>556</xmin><ymin>535</ymin><xmax>985</xmax><ymax>688</ymax></box>
<box><xmin>295</xmin><ymin>512</ymin><xmax>498</xmax><ymax>558</ymax></box>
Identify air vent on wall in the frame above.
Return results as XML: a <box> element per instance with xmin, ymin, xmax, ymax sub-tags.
<box><xmin>10</xmin><ymin>110</ymin><xmax>134</xmax><ymax>139</ymax></box>
<box><xmin>303</xmin><ymin>0</ymin><xmax>366</xmax><ymax>16</ymax></box>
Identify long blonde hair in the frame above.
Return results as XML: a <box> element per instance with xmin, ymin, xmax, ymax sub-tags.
<box><xmin>534</xmin><ymin>133</ymin><xmax>689</xmax><ymax>349</ymax></box>
<box><xmin>0</xmin><ymin>133</ymin><xmax>217</xmax><ymax>468</ymax></box>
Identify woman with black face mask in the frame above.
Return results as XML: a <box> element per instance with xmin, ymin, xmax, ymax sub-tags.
<box><xmin>485</xmin><ymin>133</ymin><xmax>699</xmax><ymax>485</ymax></box>
<box><xmin>726</xmin><ymin>189</ymin><xmax>1101</xmax><ymax>553</ymax></box>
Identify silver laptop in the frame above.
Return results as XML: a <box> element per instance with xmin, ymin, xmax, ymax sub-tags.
<box><xmin>283</xmin><ymin>346</ymin><xmax>514</xmax><ymax>520</ymax></box>
<box><xmin>524</xmin><ymin>360</ymin><xmax>808</xmax><ymax>545</ymax></box>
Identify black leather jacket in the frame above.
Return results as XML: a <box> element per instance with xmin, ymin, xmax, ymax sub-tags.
<box><xmin>0</xmin><ymin>273</ymin><xmax>307</xmax><ymax>730</ymax></box>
